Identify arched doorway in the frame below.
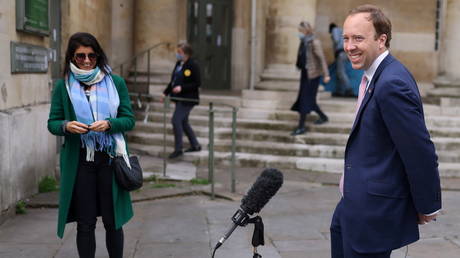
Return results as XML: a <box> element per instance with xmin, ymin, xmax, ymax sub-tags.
<box><xmin>187</xmin><ymin>0</ymin><xmax>233</xmax><ymax>90</ymax></box>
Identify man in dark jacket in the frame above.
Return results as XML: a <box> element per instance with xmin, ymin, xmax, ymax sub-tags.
<box><xmin>163</xmin><ymin>43</ymin><xmax>201</xmax><ymax>159</ymax></box>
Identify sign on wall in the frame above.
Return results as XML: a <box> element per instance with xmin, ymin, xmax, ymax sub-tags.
<box><xmin>16</xmin><ymin>0</ymin><xmax>49</xmax><ymax>36</ymax></box>
<box><xmin>11</xmin><ymin>41</ymin><xmax>49</xmax><ymax>73</ymax></box>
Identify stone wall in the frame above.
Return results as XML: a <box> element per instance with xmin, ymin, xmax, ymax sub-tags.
<box><xmin>0</xmin><ymin>1</ymin><xmax>56</xmax><ymax>219</ymax></box>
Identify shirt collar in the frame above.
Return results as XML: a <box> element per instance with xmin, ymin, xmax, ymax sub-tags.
<box><xmin>364</xmin><ymin>50</ymin><xmax>389</xmax><ymax>84</ymax></box>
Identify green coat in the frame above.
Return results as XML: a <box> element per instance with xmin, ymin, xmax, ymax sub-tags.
<box><xmin>47</xmin><ymin>74</ymin><xmax>135</xmax><ymax>238</ymax></box>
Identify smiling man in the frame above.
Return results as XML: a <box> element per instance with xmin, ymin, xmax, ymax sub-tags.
<box><xmin>330</xmin><ymin>5</ymin><xmax>442</xmax><ymax>258</ymax></box>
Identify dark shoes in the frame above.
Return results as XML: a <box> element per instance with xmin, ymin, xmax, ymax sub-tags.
<box><xmin>291</xmin><ymin>127</ymin><xmax>306</xmax><ymax>136</ymax></box>
<box><xmin>168</xmin><ymin>150</ymin><xmax>183</xmax><ymax>159</ymax></box>
<box><xmin>314</xmin><ymin>116</ymin><xmax>329</xmax><ymax>125</ymax></box>
<box><xmin>185</xmin><ymin>145</ymin><xmax>202</xmax><ymax>153</ymax></box>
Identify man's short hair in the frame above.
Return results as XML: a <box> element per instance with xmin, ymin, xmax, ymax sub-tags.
<box><xmin>349</xmin><ymin>5</ymin><xmax>392</xmax><ymax>48</ymax></box>
<box><xmin>177</xmin><ymin>42</ymin><xmax>193</xmax><ymax>56</ymax></box>
<box><xmin>329</xmin><ymin>23</ymin><xmax>337</xmax><ymax>33</ymax></box>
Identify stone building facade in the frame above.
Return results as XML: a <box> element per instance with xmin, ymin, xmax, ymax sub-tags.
<box><xmin>0</xmin><ymin>0</ymin><xmax>458</xmax><ymax>222</ymax></box>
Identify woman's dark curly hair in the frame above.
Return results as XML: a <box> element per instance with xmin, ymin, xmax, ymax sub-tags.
<box><xmin>63</xmin><ymin>32</ymin><xmax>110</xmax><ymax>76</ymax></box>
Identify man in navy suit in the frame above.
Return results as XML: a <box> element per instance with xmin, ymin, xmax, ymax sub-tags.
<box><xmin>330</xmin><ymin>5</ymin><xmax>442</xmax><ymax>257</ymax></box>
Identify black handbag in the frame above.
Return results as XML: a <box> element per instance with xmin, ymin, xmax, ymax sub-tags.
<box><xmin>113</xmin><ymin>156</ymin><xmax>143</xmax><ymax>191</ymax></box>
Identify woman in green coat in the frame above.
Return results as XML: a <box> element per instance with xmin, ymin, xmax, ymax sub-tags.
<box><xmin>47</xmin><ymin>32</ymin><xmax>135</xmax><ymax>258</ymax></box>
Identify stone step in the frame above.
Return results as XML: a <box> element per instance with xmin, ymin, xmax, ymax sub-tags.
<box><xmin>128</xmin><ymin>131</ymin><xmax>346</xmax><ymax>159</ymax></box>
<box><xmin>134</xmin><ymin>116</ymin><xmax>460</xmax><ymax>139</ymax></box>
<box><xmin>427</xmin><ymin>87</ymin><xmax>460</xmax><ymax>98</ymax></box>
<box><xmin>128</xmin><ymin>131</ymin><xmax>460</xmax><ymax>161</ymax></box>
<box><xmin>129</xmin><ymin>143</ymin><xmax>460</xmax><ymax>178</ymax></box>
<box><xmin>135</xmin><ymin>108</ymin><xmax>460</xmax><ymax>135</ymax></box>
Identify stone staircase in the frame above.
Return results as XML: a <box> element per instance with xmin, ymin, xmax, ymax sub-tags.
<box><xmin>125</xmin><ymin>69</ymin><xmax>460</xmax><ymax>180</ymax></box>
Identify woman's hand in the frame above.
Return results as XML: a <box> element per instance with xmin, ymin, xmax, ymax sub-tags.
<box><xmin>66</xmin><ymin>121</ymin><xmax>89</xmax><ymax>134</ymax></box>
<box><xmin>89</xmin><ymin>120</ymin><xmax>111</xmax><ymax>132</ymax></box>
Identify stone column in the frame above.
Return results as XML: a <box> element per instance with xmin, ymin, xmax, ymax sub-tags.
<box><xmin>111</xmin><ymin>0</ymin><xmax>134</xmax><ymax>68</ymax></box>
<box><xmin>134</xmin><ymin>0</ymin><xmax>186</xmax><ymax>70</ymax></box>
<box><xmin>437</xmin><ymin>0</ymin><xmax>460</xmax><ymax>84</ymax></box>
<box><xmin>265</xmin><ymin>0</ymin><xmax>317</xmax><ymax>70</ymax></box>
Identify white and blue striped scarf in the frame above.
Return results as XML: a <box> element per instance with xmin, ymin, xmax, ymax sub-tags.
<box><xmin>65</xmin><ymin>62</ymin><xmax>130</xmax><ymax>167</ymax></box>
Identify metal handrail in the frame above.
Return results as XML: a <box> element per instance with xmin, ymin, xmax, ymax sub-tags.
<box><xmin>150</xmin><ymin>95</ymin><xmax>239</xmax><ymax>198</ymax></box>
<box><xmin>112</xmin><ymin>42</ymin><xmax>171</xmax><ymax>77</ymax></box>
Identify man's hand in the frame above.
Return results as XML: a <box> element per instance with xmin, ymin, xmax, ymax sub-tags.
<box><xmin>172</xmin><ymin>86</ymin><xmax>182</xmax><ymax>94</ymax></box>
<box><xmin>418</xmin><ymin>213</ymin><xmax>437</xmax><ymax>225</ymax></box>
<box><xmin>323</xmin><ymin>76</ymin><xmax>331</xmax><ymax>84</ymax></box>
<box><xmin>159</xmin><ymin>94</ymin><xmax>166</xmax><ymax>103</ymax></box>
<box><xmin>89</xmin><ymin>120</ymin><xmax>111</xmax><ymax>132</ymax></box>
<box><xmin>66</xmin><ymin>121</ymin><xmax>89</xmax><ymax>134</ymax></box>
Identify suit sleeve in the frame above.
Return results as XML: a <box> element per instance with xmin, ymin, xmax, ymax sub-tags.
<box><xmin>180</xmin><ymin>61</ymin><xmax>201</xmax><ymax>93</ymax></box>
<box><xmin>47</xmin><ymin>80</ymin><xmax>67</xmax><ymax>136</ymax></box>
<box><xmin>107</xmin><ymin>76</ymin><xmax>136</xmax><ymax>134</ymax></box>
<box><xmin>312</xmin><ymin>39</ymin><xmax>330</xmax><ymax>78</ymax></box>
<box><xmin>376</xmin><ymin>77</ymin><xmax>441</xmax><ymax>214</ymax></box>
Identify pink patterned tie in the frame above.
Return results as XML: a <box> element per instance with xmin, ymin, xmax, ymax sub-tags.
<box><xmin>340</xmin><ymin>75</ymin><xmax>368</xmax><ymax>195</ymax></box>
<box><xmin>355</xmin><ymin>75</ymin><xmax>368</xmax><ymax>113</ymax></box>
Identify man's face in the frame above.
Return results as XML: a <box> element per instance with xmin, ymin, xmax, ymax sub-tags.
<box><xmin>343</xmin><ymin>12</ymin><xmax>387</xmax><ymax>70</ymax></box>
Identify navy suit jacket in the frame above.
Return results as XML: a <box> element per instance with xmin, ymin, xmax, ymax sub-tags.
<box><xmin>341</xmin><ymin>54</ymin><xmax>442</xmax><ymax>253</ymax></box>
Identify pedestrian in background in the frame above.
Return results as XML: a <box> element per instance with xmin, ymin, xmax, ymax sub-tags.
<box><xmin>291</xmin><ymin>21</ymin><xmax>331</xmax><ymax>136</ymax></box>
<box><xmin>162</xmin><ymin>42</ymin><xmax>201</xmax><ymax>159</ymax></box>
<box><xmin>329</xmin><ymin>22</ymin><xmax>354</xmax><ymax>97</ymax></box>
<box><xmin>48</xmin><ymin>32</ymin><xmax>135</xmax><ymax>258</ymax></box>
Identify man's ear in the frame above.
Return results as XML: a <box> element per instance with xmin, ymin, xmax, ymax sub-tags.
<box><xmin>378</xmin><ymin>34</ymin><xmax>388</xmax><ymax>49</ymax></box>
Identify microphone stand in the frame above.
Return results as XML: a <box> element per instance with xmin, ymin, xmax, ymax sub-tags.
<box><xmin>211</xmin><ymin>214</ymin><xmax>265</xmax><ymax>258</ymax></box>
<box><xmin>248</xmin><ymin>216</ymin><xmax>264</xmax><ymax>258</ymax></box>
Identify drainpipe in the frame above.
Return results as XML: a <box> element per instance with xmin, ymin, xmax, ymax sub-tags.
<box><xmin>249</xmin><ymin>0</ymin><xmax>257</xmax><ymax>90</ymax></box>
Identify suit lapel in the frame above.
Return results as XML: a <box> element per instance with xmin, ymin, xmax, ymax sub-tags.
<box><xmin>349</xmin><ymin>54</ymin><xmax>395</xmax><ymax>134</ymax></box>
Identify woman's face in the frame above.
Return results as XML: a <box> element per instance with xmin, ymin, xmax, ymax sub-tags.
<box><xmin>73</xmin><ymin>46</ymin><xmax>97</xmax><ymax>70</ymax></box>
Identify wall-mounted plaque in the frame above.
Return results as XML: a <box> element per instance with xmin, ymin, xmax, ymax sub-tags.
<box><xmin>16</xmin><ymin>0</ymin><xmax>49</xmax><ymax>36</ymax></box>
<box><xmin>11</xmin><ymin>41</ymin><xmax>49</xmax><ymax>73</ymax></box>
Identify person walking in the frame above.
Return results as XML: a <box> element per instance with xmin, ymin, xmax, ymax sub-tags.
<box><xmin>329</xmin><ymin>23</ymin><xmax>354</xmax><ymax>97</ymax></box>
<box><xmin>162</xmin><ymin>42</ymin><xmax>201</xmax><ymax>159</ymax></box>
<box><xmin>291</xmin><ymin>21</ymin><xmax>331</xmax><ymax>136</ymax></box>
<box><xmin>48</xmin><ymin>32</ymin><xmax>135</xmax><ymax>258</ymax></box>
<box><xmin>330</xmin><ymin>5</ymin><xmax>441</xmax><ymax>257</ymax></box>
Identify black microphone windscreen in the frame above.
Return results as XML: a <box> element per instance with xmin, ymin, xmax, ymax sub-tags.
<box><xmin>240</xmin><ymin>168</ymin><xmax>283</xmax><ymax>215</ymax></box>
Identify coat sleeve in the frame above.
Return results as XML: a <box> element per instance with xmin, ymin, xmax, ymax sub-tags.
<box><xmin>47</xmin><ymin>80</ymin><xmax>67</xmax><ymax>136</ymax></box>
<box><xmin>376</xmin><ymin>77</ymin><xmax>442</xmax><ymax>214</ymax></box>
<box><xmin>108</xmin><ymin>75</ymin><xmax>136</xmax><ymax>134</ymax></box>
<box><xmin>312</xmin><ymin>39</ymin><xmax>330</xmax><ymax>78</ymax></box>
<box><xmin>180</xmin><ymin>61</ymin><xmax>201</xmax><ymax>93</ymax></box>
<box><xmin>163</xmin><ymin>62</ymin><xmax>178</xmax><ymax>96</ymax></box>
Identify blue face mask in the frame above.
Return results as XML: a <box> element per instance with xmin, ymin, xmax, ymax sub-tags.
<box><xmin>298</xmin><ymin>33</ymin><xmax>305</xmax><ymax>40</ymax></box>
<box><xmin>176</xmin><ymin>53</ymin><xmax>183</xmax><ymax>61</ymax></box>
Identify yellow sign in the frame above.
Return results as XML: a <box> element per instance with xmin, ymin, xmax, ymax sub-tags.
<box><xmin>184</xmin><ymin>69</ymin><xmax>191</xmax><ymax>77</ymax></box>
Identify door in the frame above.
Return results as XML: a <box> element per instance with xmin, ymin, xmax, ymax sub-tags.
<box><xmin>187</xmin><ymin>0</ymin><xmax>232</xmax><ymax>90</ymax></box>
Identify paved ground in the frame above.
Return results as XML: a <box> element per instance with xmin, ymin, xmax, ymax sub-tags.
<box><xmin>0</xmin><ymin>165</ymin><xmax>459</xmax><ymax>258</ymax></box>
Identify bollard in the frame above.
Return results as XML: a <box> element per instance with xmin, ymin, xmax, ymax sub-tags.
<box><xmin>208</xmin><ymin>102</ymin><xmax>215</xmax><ymax>200</ymax></box>
<box><xmin>163</xmin><ymin>97</ymin><xmax>170</xmax><ymax>177</ymax></box>
<box><xmin>231</xmin><ymin>107</ymin><xmax>237</xmax><ymax>193</ymax></box>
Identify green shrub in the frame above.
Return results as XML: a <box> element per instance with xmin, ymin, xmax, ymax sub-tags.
<box><xmin>16</xmin><ymin>200</ymin><xmax>27</xmax><ymax>214</ymax></box>
<box><xmin>151</xmin><ymin>183</ymin><xmax>176</xmax><ymax>189</ymax></box>
<box><xmin>38</xmin><ymin>176</ymin><xmax>58</xmax><ymax>193</ymax></box>
<box><xmin>190</xmin><ymin>178</ymin><xmax>209</xmax><ymax>185</ymax></box>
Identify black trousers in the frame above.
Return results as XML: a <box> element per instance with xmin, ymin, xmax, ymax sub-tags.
<box><xmin>171</xmin><ymin>102</ymin><xmax>199</xmax><ymax>151</ymax></box>
<box><xmin>74</xmin><ymin>150</ymin><xmax>123</xmax><ymax>258</ymax></box>
<box><xmin>330</xmin><ymin>199</ymin><xmax>392</xmax><ymax>258</ymax></box>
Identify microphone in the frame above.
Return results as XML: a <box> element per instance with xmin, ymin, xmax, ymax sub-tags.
<box><xmin>214</xmin><ymin>168</ymin><xmax>283</xmax><ymax>251</ymax></box>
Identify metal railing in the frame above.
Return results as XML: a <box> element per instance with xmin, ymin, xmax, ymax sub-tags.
<box><xmin>113</xmin><ymin>42</ymin><xmax>171</xmax><ymax>80</ymax></box>
<box><xmin>129</xmin><ymin>93</ymin><xmax>239</xmax><ymax>199</ymax></box>
<box><xmin>161</xmin><ymin>96</ymin><xmax>239</xmax><ymax>199</ymax></box>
